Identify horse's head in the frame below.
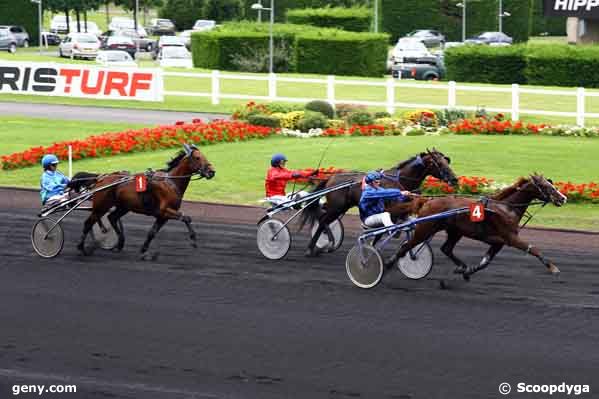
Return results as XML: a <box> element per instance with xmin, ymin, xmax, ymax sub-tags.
<box><xmin>527</xmin><ymin>174</ymin><xmax>567</xmax><ymax>207</ymax></box>
<box><xmin>183</xmin><ymin>144</ymin><xmax>216</xmax><ymax>179</ymax></box>
<box><xmin>422</xmin><ymin>148</ymin><xmax>458</xmax><ymax>187</ymax></box>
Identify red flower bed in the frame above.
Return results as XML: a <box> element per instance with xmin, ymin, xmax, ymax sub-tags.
<box><xmin>322</xmin><ymin>124</ymin><xmax>387</xmax><ymax>137</ymax></box>
<box><xmin>449</xmin><ymin>115</ymin><xmax>549</xmax><ymax>135</ymax></box>
<box><xmin>1</xmin><ymin>120</ymin><xmax>279</xmax><ymax>170</ymax></box>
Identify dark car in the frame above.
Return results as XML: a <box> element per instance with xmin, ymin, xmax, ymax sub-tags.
<box><xmin>0</xmin><ymin>25</ymin><xmax>29</xmax><ymax>47</ymax></box>
<box><xmin>392</xmin><ymin>57</ymin><xmax>446</xmax><ymax>81</ymax></box>
<box><xmin>102</xmin><ymin>35</ymin><xmax>137</xmax><ymax>58</ymax></box>
<box><xmin>101</xmin><ymin>29</ymin><xmax>156</xmax><ymax>52</ymax></box>
<box><xmin>465</xmin><ymin>31</ymin><xmax>513</xmax><ymax>45</ymax></box>
<box><xmin>404</xmin><ymin>29</ymin><xmax>445</xmax><ymax>47</ymax></box>
<box><xmin>147</xmin><ymin>18</ymin><xmax>175</xmax><ymax>36</ymax></box>
<box><xmin>0</xmin><ymin>28</ymin><xmax>17</xmax><ymax>53</ymax></box>
<box><xmin>41</xmin><ymin>31</ymin><xmax>61</xmax><ymax>46</ymax></box>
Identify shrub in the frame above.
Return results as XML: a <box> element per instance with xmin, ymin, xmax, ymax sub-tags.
<box><xmin>525</xmin><ymin>44</ymin><xmax>599</xmax><ymax>88</ymax></box>
<box><xmin>403</xmin><ymin>109</ymin><xmax>438</xmax><ymax>128</ymax></box>
<box><xmin>305</xmin><ymin>100</ymin><xmax>335</xmax><ymax>119</ymax></box>
<box><xmin>335</xmin><ymin>103</ymin><xmax>368</xmax><ymax>118</ymax></box>
<box><xmin>347</xmin><ymin>111</ymin><xmax>374</xmax><ymax>126</ymax></box>
<box><xmin>248</xmin><ymin>114</ymin><xmax>281</xmax><ymax>128</ymax></box>
<box><xmin>445</xmin><ymin>44</ymin><xmax>527</xmax><ymax>84</ymax></box>
<box><xmin>266</xmin><ymin>102</ymin><xmax>304</xmax><ymax>113</ymax></box>
<box><xmin>0</xmin><ymin>0</ymin><xmax>38</xmax><ymax>45</ymax></box>
<box><xmin>374</xmin><ymin>111</ymin><xmax>391</xmax><ymax>118</ymax></box>
<box><xmin>229</xmin><ymin>41</ymin><xmax>293</xmax><ymax>73</ymax></box>
<box><xmin>435</xmin><ymin>108</ymin><xmax>467</xmax><ymax>126</ymax></box>
<box><xmin>327</xmin><ymin>119</ymin><xmax>346</xmax><ymax>129</ymax></box>
<box><xmin>286</xmin><ymin>6</ymin><xmax>372</xmax><ymax>32</ymax></box>
<box><xmin>232</xmin><ymin>101</ymin><xmax>271</xmax><ymax>120</ymax></box>
<box><xmin>280</xmin><ymin>111</ymin><xmax>305</xmax><ymax>129</ymax></box>
<box><xmin>298</xmin><ymin>111</ymin><xmax>328</xmax><ymax>131</ymax></box>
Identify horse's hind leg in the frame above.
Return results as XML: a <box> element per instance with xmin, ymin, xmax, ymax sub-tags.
<box><xmin>463</xmin><ymin>243</ymin><xmax>504</xmax><ymax>280</ymax></box>
<box><xmin>386</xmin><ymin>222</ymin><xmax>437</xmax><ymax>269</ymax></box>
<box><xmin>440</xmin><ymin>229</ymin><xmax>468</xmax><ymax>274</ymax></box>
<box><xmin>77</xmin><ymin>210</ymin><xmax>106</xmax><ymax>255</ymax></box>
<box><xmin>108</xmin><ymin>207</ymin><xmax>128</xmax><ymax>251</ymax></box>
<box><xmin>305</xmin><ymin>210</ymin><xmax>341</xmax><ymax>257</ymax></box>
<box><xmin>140</xmin><ymin>217</ymin><xmax>167</xmax><ymax>260</ymax></box>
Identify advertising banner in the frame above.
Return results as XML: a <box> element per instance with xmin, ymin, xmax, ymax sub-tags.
<box><xmin>0</xmin><ymin>61</ymin><xmax>163</xmax><ymax>101</ymax></box>
<box><xmin>544</xmin><ymin>0</ymin><xmax>599</xmax><ymax>19</ymax></box>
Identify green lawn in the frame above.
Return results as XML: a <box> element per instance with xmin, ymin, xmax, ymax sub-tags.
<box><xmin>0</xmin><ymin>117</ymin><xmax>146</xmax><ymax>155</ymax></box>
<box><xmin>2</xmin><ymin>50</ymin><xmax>599</xmax><ymax>126</ymax></box>
<box><xmin>1</xmin><ymin>123</ymin><xmax>598</xmax><ymax>231</ymax></box>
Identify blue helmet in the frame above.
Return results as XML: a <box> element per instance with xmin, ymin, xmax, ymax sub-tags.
<box><xmin>365</xmin><ymin>171</ymin><xmax>383</xmax><ymax>184</ymax></box>
<box><xmin>41</xmin><ymin>154</ymin><xmax>59</xmax><ymax>169</ymax></box>
<box><xmin>271</xmin><ymin>153</ymin><xmax>287</xmax><ymax>167</ymax></box>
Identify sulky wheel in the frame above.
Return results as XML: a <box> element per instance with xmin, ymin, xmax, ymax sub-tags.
<box><xmin>311</xmin><ymin>219</ymin><xmax>344</xmax><ymax>252</ymax></box>
<box><xmin>31</xmin><ymin>217</ymin><xmax>65</xmax><ymax>258</ymax></box>
<box><xmin>257</xmin><ymin>218</ymin><xmax>291</xmax><ymax>260</ymax></box>
<box><xmin>397</xmin><ymin>242</ymin><xmax>434</xmax><ymax>280</ymax></box>
<box><xmin>345</xmin><ymin>244</ymin><xmax>384</xmax><ymax>289</ymax></box>
<box><xmin>91</xmin><ymin>215</ymin><xmax>123</xmax><ymax>250</ymax></box>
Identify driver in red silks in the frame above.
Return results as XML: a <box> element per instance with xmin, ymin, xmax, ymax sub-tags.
<box><xmin>265</xmin><ymin>153</ymin><xmax>317</xmax><ymax>205</ymax></box>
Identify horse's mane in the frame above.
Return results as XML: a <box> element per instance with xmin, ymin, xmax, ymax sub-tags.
<box><xmin>396</xmin><ymin>154</ymin><xmax>424</xmax><ymax>169</ymax></box>
<box><xmin>491</xmin><ymin>177</ymin><xmax>529</xmax><ymax>200</ymax></box>
<box><xmin>164</xmin><ymin>150</ymin><xmax>186</xmax><ymax>172</ymax></box>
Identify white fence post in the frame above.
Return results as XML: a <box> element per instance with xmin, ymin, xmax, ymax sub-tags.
<box><xmin>68</xmin><ymin>145</ymin><xmax>72</xmax><ymax>179</ymax></box>
<box><xmin>268</xmin><ymin>73</ymin><xmax>277</xmax><ymax>101</ymax></box>
<box><xmin>327</xmin><ymin>75</ymin><xmax>335</xmax><ymax>106</ymax></box>
<box><xmin>577</xmin><ymin>87</ymin><xmax>585</xmax><ymax>127</ymax></box>
<box><xmin>448</xmin><ymin>81</ymin><xmax>456</xmax><ymax>108</ymax></box>
<box><xmin>211</xmin><ymin>70</ymin><xmax>220</xmax><ymax>105</ymax></box>
<box><xmin>386</xmin><ymin>78</ymin><xmax>395</xmax><ymax>115</ymax></box>
<box><xmin>511</xmin><ymin>83</ymin><xmax>519</xmax><ymax>122</ymax></box>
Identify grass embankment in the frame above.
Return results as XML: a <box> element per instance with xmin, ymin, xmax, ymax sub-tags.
<box><xmin>1</xmin><ymin>117</ymin><xmax>598</xmax><ymax>231</ymax></box>
<box><xmin>1</xmin><ymin>50</ymin><xmax>599</xmax><ymax>126</ymax></box>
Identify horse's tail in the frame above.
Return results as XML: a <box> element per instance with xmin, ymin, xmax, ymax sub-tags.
<box><xmin>68</xmin><ymin>172</ymin><xmax>100</xmax><ymax>193</ymax></box>
<box><xmin>298</xmin><ymin>179</ymin><xmax>328</xmax><ymax>231</ymax></box>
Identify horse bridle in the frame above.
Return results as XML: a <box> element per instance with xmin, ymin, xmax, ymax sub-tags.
<box><xmin>425</xmin><ymin>153</ymin><xmax>453</xmax><ymax>184</ymax></box>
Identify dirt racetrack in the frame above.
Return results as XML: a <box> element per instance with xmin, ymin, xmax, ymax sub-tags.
<box><xmin>0</xmin><ymin>188</ymin><xmax>598</xmax><ymax>398</ymax></box>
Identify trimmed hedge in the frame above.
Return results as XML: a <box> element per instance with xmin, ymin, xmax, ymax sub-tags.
<box><xmin>192</xmin><ymin>22</ymin><xmax>389</xmax><ymax>76</ymax></box>
<box><xmin>445</xmin><ymin>45</ymin><xmax>527</xmax><ymax>84</ymax></box>
<box><xmin>0</xmin><ymin>0</ymin><xmax>39</xmax><ymax>45</ymax></box>
<box><xmin>531</xmin><ymin>0</ymin><xmax>566</xmax><ymax>36</ymax></box>
<box><xmin>286</xmin><ymin>7</ymin><xmax>371</xmax><ymax>32</ymax></box>
<box><xmin>241</xmin><ymin>0</ymin><xmax>368</xmax><ymax>22</ymax></box>
<box><xmin>525</xmin><ymin>45</ymin><xmax>599</xmax><ymax>88</ymax></box>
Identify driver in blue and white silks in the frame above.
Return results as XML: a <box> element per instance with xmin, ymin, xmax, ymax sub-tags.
<box><xmin>40</xmin><ymin>154</ymin><xmax>71</xmax><ymax>206</ymax></box>
<box><xmin>359</xmin><ymin>171</ymin><xmax>411</xmax><ymax>228</ymax></box>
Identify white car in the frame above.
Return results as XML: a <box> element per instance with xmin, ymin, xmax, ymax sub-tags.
<box><xmin>158</xmin><ymin>46</ymin><xmax>192</xmax><ymax>68</ymax></box>
<box><xmin>59</xmin><ymin>33</ymin><xmax>100</xmax><ymax>59</ymax></box>
<box><xmin>180</xmin><ymin>30</ymin><xmax>193</xmax><ymax>49</ymax></box>
<box><xmin>96</xmin><ymin>50</ymin><xmax>137</xmax><ymax>67</ymax></box>
<box><xmin>391</xmin><ymin>37</ymin><xmax>433</xmax><ymax>64</ymax></box>
<box><xmin>50</xmin><ymin>15</ymin><xmax>68</xmax><ymax>34</ymax></box>
<box><xmin>192</xmin><ymin>20</ymin><xmax>216</xmax><ymax>32</ymax></box>
<box><xmin>70</xmin><ymin>21</ymin><xmax>101</xmax><ymax>37</ymax></box>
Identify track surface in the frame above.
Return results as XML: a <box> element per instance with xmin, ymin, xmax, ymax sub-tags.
<box><xmin>0</xmin><ymin>102</ymin><xmax>229</xmax><ymax>124</ymax></box>
<box><xmin>1</xmin><ymin>207</ymin><xmax>598</xmax><ymax>399</ymax></box>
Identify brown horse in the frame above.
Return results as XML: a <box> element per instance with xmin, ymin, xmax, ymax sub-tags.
<box><xmin>386</xmin><ymin>174</ymin><xmax>567</xmax><ymax>280</ymax></box>
<box><xmin>301</xmin><ymin>148</ymin><xmax>458</xmax><ymax>256</ymax></box>
<box><xmin>76</xmin><ymin>144</ymin><xmax>215</xmax><ymax>259</ymax></box>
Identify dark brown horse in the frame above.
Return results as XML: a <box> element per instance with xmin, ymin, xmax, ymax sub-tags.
<box><xmin>76</xmin><ymin>144</ymin><xmax>215</xmax><ymax>259</ymax></box>
<box><xmin>301</xmin><ymin>148</ymin><xmax>458</xmax><ymax>256</ymax></box>
<box><xmin>387</xmin><ymin>174</ymin><xmax>567</xmax><ymax>280</ymax></box>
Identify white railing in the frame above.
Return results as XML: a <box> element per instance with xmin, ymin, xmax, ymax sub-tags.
<box><xmin>162</xmin><ymin>70</ymin><xmax>599</xmax><ymax>127</ymax></box>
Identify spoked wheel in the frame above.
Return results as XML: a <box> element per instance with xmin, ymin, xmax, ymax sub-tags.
<box><xmin>345</xmin><ymin>244</ymin><xmax>384</xmax><ymax>289</ymax></box>
<box><xmin>397</xmin><ymin>242</ymin><xmax>434</xmax><ymax>280</ymax></box>
<box><xmin>311</xmin><ymin>219</ymin><xmax>344</xmax><ymax>252</ymax></box>
<box><xmin>257</xmin><ymin>218</ymin><xmax>291</xmax><ymax>260</ymax></box>
<box><xmin>91</xmin><ymin>216</ymin><xmax>123</xmax><ymax>250</ymax></box>
<box><xmin>31</xmin><ymin>217</ymin><xmax>64</xmax><ymax>258</ymax></box>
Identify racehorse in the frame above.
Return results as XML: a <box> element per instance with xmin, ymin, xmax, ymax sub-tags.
<box><xmin>75</xmin><ymin>144</ymin><xmax>215</xmax><ymax>259</ymax></box>
<box><xmin>301</xmin><ymin>148</ymin><xmax>458</xmax><ymax>256</ymax></box>
<box><xmin>386</xmin><ymin>174</ymin><xmax>567</xmax><ymax>280</ymax></box>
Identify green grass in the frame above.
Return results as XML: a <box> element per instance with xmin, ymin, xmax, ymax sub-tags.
<box><xmin>2</xmin><ymin>50</ymin><xmax>599</xmax><ymax>126</ymax></box>
<box><xmin>1</xmin><ymin>127</ymin><xmax>598</xmax><ymax>231</ymax></box>
<box><xmin>0</xmin><ymin>117</ymin><xmax>147</xmax><ymax>155</ymax></box>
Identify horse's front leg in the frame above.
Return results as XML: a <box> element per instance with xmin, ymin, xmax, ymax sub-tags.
<box><xmin>140</xmin><ymin>217</ymin><xmax>167</xmax><ymax>260</ymax></box>
<box><xmin>506</xmin><ymin>234</ymin><xmax>560</xmax><ymax>275</ymax></box>
<box><xmin>163</xmin><ymin>208</ymin><xmax>198</xmax><ymax>248</ymax></box>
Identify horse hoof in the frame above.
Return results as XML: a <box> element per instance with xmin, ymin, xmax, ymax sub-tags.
<box><xmin>190</xmin><ymin>241</ymin><xmax>198</xmax><ymax>249</ymax></box>
<box><xmin>439</xmin><ymin>280</ymin><xmax>448</xmax><ymax>290</ymax></box>
<box><xmin>304</xmin><ymin>248</ymin><xmax>320</xmax><ymax>258</ymax></box>
<box><xmin>453</xmin><ymin>267</ymin><xmax>466</xmax><ymax>274</ymax></box>
<box><xmin>549</xmin><ymin>264</ymin><xmax>560</xmax><ymax>274</ymax></box>
<box><xmin>111</xmin><ymin>246</ymin><xmax>123</xmax><ymax>253</ymax></box>
<box><xmin>462</xmin><ymin>273</ymin><xmax>471</xmax><ymax>282</ymax></box>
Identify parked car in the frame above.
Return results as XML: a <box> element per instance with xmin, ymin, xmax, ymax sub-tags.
<box><xmin>109</xmin><ymin>17</ymin><xmax>148</xmax><ymax>36</ymax></box>
<box><xmin>192</xmin><ymin>19</ymin><xmax>216</xmax><ymax>32</ymax></box>
<box><xmin>102</xmin><ymin>35</ymin><xmax>137</xmax><ymax>58</ymax></box>
<box><xmin>69</xmin><ymin>21</ymin><xmax>101</xmax><ymax>37</ymax></box>
<box><xmin>0</xmin><ymin>25</ymin><xmax>29</xmax><ymax>47</ymax></box>
<box><xmin>465</xmin><ymin>31</ymin><xmax>513</xmax><ymax>45</ymax></box>
<box><xmin>403</xmin><ymin>29</ymin><xmax>445</xmax><ymax>47</ymax></box>
<box><xmin>96</xmin><ymin>50</ymin><xmax>137</xmax><ymax>67</ymax></box>
<box><xmin>392</xmin><ymin>59</ymin><xmax>446</xmax><ymax>81</ymax></box>
<box><xmin>59</xmin><ymin>33</ymin><xmax>100</xmax><ymax>59</ymax></box>
<box><xmin>50</xmin><ymin>15</ymin><xmax>68</xmax><ymax>34</ymax></box>
<box><xmin>101</xmin><ymin>29</ymin><xmax>155</xmax><ymax>52</ymax></box>
<box><xmin>158</xmin><ymin>46</ymin><xmax>192</xmax><ymax>68</ymax></box>
<box><xmin>147</xmin><ymin>18</ymin><xmax>175</xmax><ymax>36</ymax></box>
<box><xmin>390</xmin><ymin>37</ymin><xmax>434</xmax><ymax>65</ymax></box>
<box><xmin>152</xmin><ymin>35</ymin><xmax>185</xmax><ymax>59</ymax></box>
<box><xmin>180</xmin><ymin>30</ymin><xmax>193</xmax><ymax>50</ymax></box>
<box><xmin>0</xmin><ymin>28</ymin><xmax>17</xmax><ymax>53</ymax></box>
<box><xmin>41</xmin><ymin>31</ymin><xmax>61</xmax><ymax>46</ymax></box>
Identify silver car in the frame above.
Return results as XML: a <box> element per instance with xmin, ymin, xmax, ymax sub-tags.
<box><xmin>59</xmin><ymin>33</ymin><xmax>100</xmax><ymax>59</ymax></box>
<box><xmin>0</xmin><ymin>28</ymin><xmax>17</xmax><ymax>53</ymax></box>
<box><xmin>0</xmin><ymin>25</ymin><xmax>29</xmax><ymax>47</ymax></box>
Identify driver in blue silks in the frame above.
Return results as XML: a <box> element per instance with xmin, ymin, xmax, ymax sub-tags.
<box><xmin>40</xmin><ymin>154</ymin><xmax>71</xmax><ymax>206</ymax></box>
<box><xmin>359</xmin><ymin>171</ymin><xmax>411</xmax><ymax>228</ymax></box>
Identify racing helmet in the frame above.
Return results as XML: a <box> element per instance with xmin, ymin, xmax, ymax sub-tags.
<box><xmin>365</xmin><ymin>171</ymin><xmax>383</xmax><ymax>184</ymax></box>
<box><xmin>41</xmin><ymin>154</ymin><xmax>59</xmax><ymax>169</ymax></box>
<box><xmin>271</xmin><ymin>153</ymin><xmax>288</xmax><ymax>167</ymax></box>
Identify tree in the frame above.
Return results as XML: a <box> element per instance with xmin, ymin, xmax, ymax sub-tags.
<box><xmin>202</xmin><ymin>0</ymin><xmax>243</xmax><ymax>22</ymax></box>
<box><xmin>114</xmin><ymin>0</ymin><xmax>163</xmax><ymax>29</ymax></box>
<box><xmin>159</xmin><ymin>0</ymin><xmax>205</xmax><ymax>30</ymax></box>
